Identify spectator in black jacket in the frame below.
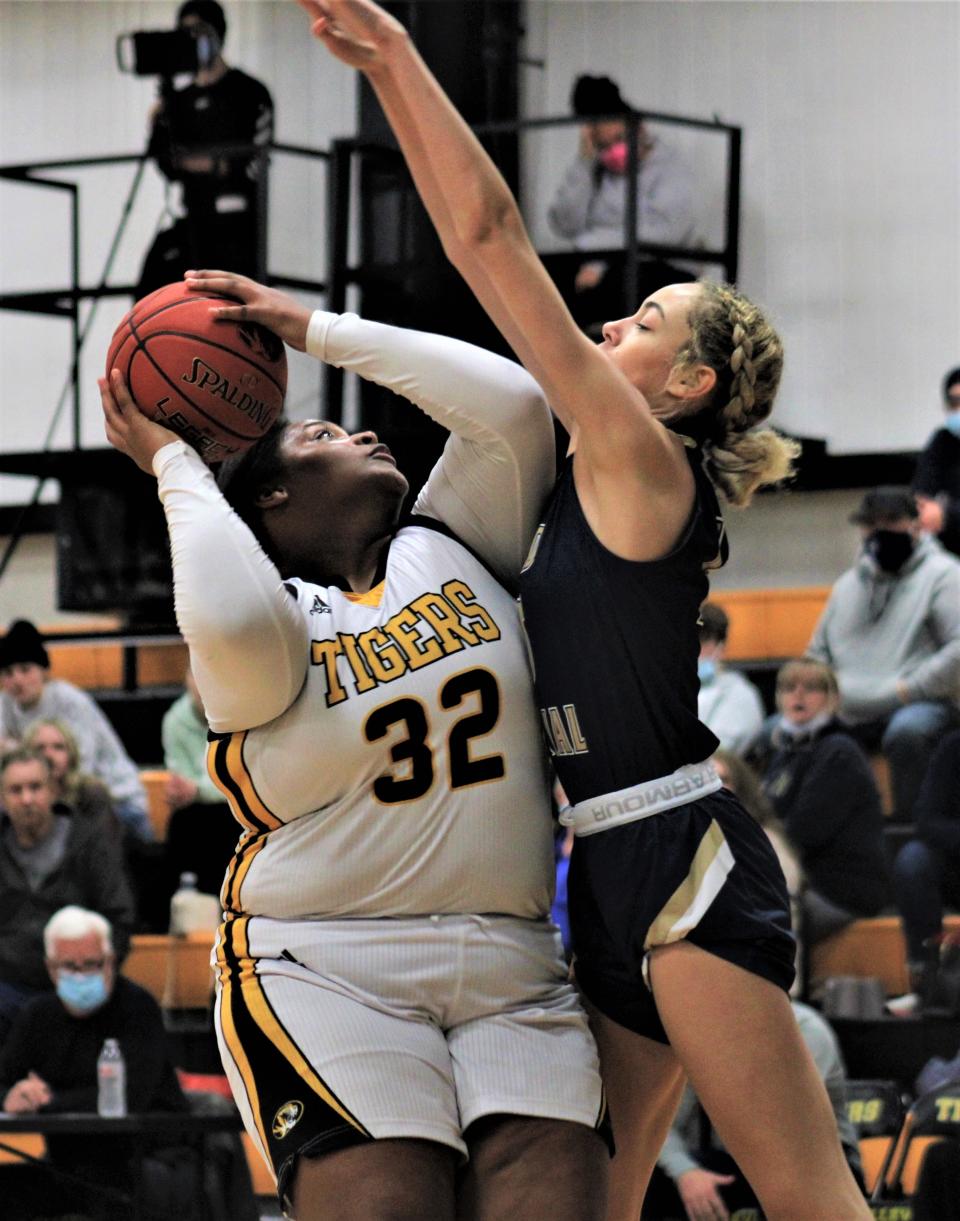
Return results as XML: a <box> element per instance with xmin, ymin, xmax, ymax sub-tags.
<box><xmin>0</xmin><ymin>906</ymin><xmax>191</xmax><ymax>1220</ymax></box>
<box><xmin>914</xmin><ymin>367</ymin><xmax>960</xmax><ymax>559</ymax></box>
<box><xmin>892</xmin><ymin>729</ymin><xmax>960</xmax><ymax>997</ymax></box>
<box><xmin>762</xmin><ymin>659</ymin><xmax>889</xmax><ymax>943</ymax></box>
<box><xmin>0</xmin><ymin>748</ymin><xmax>134</xmax><ymax>1042</ymax></box>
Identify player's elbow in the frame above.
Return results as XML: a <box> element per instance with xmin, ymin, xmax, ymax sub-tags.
<box><xmin>446</xmin><ymin>191</ymin><xmax>525</xmax><ymax>256</ymax></box>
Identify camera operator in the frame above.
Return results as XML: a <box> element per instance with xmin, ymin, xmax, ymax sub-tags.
<box><xmin>136</xmin><ymin>0</ymin><xmax>273</xmax><ymax>298</ymax></box>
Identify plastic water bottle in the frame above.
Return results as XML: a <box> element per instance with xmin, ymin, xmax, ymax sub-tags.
<box><xmin>169</xmin><ymin>871</ymin><xmax>221</xmax><ymax>936</ymax></box>
<box><xmin>97</xmin><ymin>1038</ymin><xmax>126</xmax><ymax>1117</ymax></box>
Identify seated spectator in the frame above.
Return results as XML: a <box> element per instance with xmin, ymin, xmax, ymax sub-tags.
<box><xmin>162</xmin><ymin>665</ymin><xmax>239</xmax><ymax>900</ymax></box>
<box><xmin>0</xmin><ymin>748</ymin><xmax>134</xmax><ymax>1041</ymax></box>
<box><xmin>761</xmin><ymin>659</ymin><xmax>889</xmax><ymax>944</ymax></box>
<box><xmin>807</xmin><ymin>487</ymin><xmax>960</xmax><ymax>822</ymax></box>
<box><xmin>697</xmin><ymin>602</ymin><xmax>765</xmax><ymax>756</ymax></box>
<box><xmin>0</xmin><ymin>620</ymin><xmax>153</xmax><ymax>842</ymax></box>
<box><xmin>914</xmin><ymin>366</ymin><xmax>960</xmax><ymax>559</ymax></box>
<box><xmin>643</xmin><ymin>1001</ymin><xmax>864</xmax><ymax>1220</ymax></box>
<box><xmin>892</xmin><ymin>728</ymin><xmax>960</xmax><ymax>1007</ymax></box>
<box><xmin>0</xmin><ymin>906</ymin><xmax>193</xmax><ymax>1220</ymax></box>
<box><xmin>23</xmin><ymin>718</ymin><xmax>119</xmax><ymax>830</ymax></box>
<box><xmin>546</xmin><ymin>73</ymin><xmax>697</xmax><ymax>334</ymax></box>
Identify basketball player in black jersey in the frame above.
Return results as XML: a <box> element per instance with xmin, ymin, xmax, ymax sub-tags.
<box><xmin>302</xmin><ymin>3</ymin><xmax>873</xmax><ymax>1219</ymax></box>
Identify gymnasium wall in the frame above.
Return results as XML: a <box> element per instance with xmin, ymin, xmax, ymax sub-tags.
<box><xmin>1</xmin><ymin>1</ymin><xmax>957</xmax><ymax>622</ymax></box>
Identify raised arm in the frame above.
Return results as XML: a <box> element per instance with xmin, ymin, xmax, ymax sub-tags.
<box><xmin>182</xmin><ymin>270</ymin><xmax>555</xmax><ymax>583</ymax></box>
<box><xmin>99</xmin><ymin>373</ymin><xmax>307</xmax><ymax>733</ymax></box>
<box><xmin>299</xmin><ymin>0</ymin><xmax>692</xmax><ymax>552</ymax></box>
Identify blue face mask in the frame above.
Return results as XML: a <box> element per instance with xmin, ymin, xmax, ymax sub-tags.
<box><xmin>944</xmin><ymin>411</ymin><xmax>960</xmax><ymax>437</ymax></box>
<box><xmin>56</xmin><ymin>971</ymin><xmax>108</xmax><ymax>1015</ymax></box>
<box><xmin>698</xmin><ymin>658</ymin><xmax>717</xmax><ymax>685</ymax></box>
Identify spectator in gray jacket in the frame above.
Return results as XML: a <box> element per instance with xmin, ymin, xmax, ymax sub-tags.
<box><xmin>807</xmin><ymin>487</ymin><xmax>960</xmax><ymax>822</ymax></box>
<box><xmin>0</xmin><ymin>620</ymin><xmax>152</xmax><ymax>842</ymax></box>
<box><xmin>0</xmin><ymin>749</ymin><xmax>134</xmax><ymax>1041</ymax></box>
<box><xmin>546</xmin><ymin>74</ymin><xmax>697</xmax><ymax>333</ymax></box>
<box><xmin>697</xmin><ymin>602</ymin><xmax>765</xmax><ymax>757</ymax></box>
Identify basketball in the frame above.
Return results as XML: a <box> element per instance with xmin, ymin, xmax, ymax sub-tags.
<box><xmin>105</xmin><ymin>281</ymin><xmax>287</xmax><ymax>464</ymax></box>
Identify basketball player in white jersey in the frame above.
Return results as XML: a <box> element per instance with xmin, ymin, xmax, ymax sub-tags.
<box><xmin>100</xmin><ymin>272</ymin><xmax>608</xmax><ymax>1221</ymax></box>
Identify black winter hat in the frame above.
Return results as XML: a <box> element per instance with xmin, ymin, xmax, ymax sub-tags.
<box><xmin>571</xmin><ymin>75</ymin><xmax>633</xmax><ymax>118</ymax></box>
<box><xmin>177</xmin><ymin>0</ymin><xmax>226</xmax><ymax>42</ymax></box>
<box><xmin>0</xmin><ymin>620</ymin><xmax>50</xmax><ymax>670</ymax></box>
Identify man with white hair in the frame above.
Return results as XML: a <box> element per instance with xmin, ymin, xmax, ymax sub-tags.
<box><xmin>0</xmin><ymin>906</ymin><xmax>190</xmax><ymax>1219</ymax></box>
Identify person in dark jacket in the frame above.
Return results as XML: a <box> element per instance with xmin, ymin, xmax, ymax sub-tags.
<box><xmin>892</xmin><ymin>729</ymin><xmax>960</xmax><ymax>998</ymax></box>
<box><xmin>0</xmin><ymin>748</ymin><xmax>134</xmax><ymax>1041</ymax></box>
<box><xmin>0</xmin><ymin>906</ymin><xmax>191</xmax><ymax>1220</ymax></box>
<box><xmin>914</xmin><ymin>366</ymin><xmax>960</xmax><ymax>559</ymax></box>
<box><xmin>762</xmin><ymin>659</ymin><xmax>889</xmax><ymax>943</ymax></box>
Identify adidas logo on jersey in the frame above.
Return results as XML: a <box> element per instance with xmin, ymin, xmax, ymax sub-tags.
<box><xmin>310</xmin><ymin>595</ymin><xmax>331</xmax><ymax>615</ymax></box>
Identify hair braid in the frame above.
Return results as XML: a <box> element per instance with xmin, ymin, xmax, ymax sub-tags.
<box><xmin>679</xmin><ymin>281</ymin><xmax>799</xmax><ymax>507</ymax></box>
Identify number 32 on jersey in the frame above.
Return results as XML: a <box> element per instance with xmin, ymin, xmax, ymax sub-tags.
<box><xmin>364</xmin><ymin>667</ymin><xmax>504</xmax><ymax>804</ymax></box>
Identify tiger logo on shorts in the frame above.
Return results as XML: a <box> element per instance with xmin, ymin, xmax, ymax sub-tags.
<box><xmin>272</xmin><ymin>1100</ymin><xmax>304</xmax><ymax>1139</ymax></box>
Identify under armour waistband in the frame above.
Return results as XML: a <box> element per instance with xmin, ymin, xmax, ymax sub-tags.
<box><xmin>559</xmin><ymin>759</ymin><xmax>722</xmax><ymax>837</ymax></box>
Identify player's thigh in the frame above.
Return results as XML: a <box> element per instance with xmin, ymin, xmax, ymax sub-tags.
<box><xmin>293</xmin><ymin>1137</ymin><xmax>457</xmax><ymax>1221</ymax></box>
<box><xmin>649</xmin><ymin>942</ymin><xmax>865</xmax><ymax>1212</ymax></box>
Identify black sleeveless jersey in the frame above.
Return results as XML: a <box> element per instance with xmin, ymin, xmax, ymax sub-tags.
<box><xmin>519</xmin><ymin>447</ymin><xmax>726</xmax><ymax>804</ymax></box>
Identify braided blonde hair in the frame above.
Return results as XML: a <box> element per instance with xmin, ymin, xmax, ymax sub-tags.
<box><xmin>678</xmin><ymin>281</ymin><xmax>799</xmax><ymax>507</ymax></box>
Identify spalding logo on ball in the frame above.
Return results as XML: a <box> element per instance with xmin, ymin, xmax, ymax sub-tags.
<box><xmin>105</xmin><ymin>281</ymin><xmax>287</xmax><ymax>464</ymax></box>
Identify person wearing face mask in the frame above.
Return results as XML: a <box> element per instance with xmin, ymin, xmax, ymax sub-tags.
<box><xmin>0</xmin><ymin>906</ymin><xmax>194</xmax><ymax>1220</ymax></box>
<box><xmin>696</xmin><ymin>602</ymin><xmax>765</xmax><ymax>757</ymax></box>
<box><xmin>807</xmin><ymin>486</ymin><xmax>960</xmax><ymax>824</ymax></box>
<box><xmin>546</xmin><ymin>74</ymin><xmax>698</xmax><ymax>335</ymax></box>
<box><xmin>136</xmin><ymin>0</ymin><xmax>274</xmax><ymax>299</ymax></box>
<box><xmin>761</xmin><ymin>660</ymin><xmax>888</xmax><ymax>944</ymax></box>
<box><xmin>913</xmin><ymin>366</ymin><xmax>960</xmax><ymax>559</ymax></box>
<box><xmin>0</xmin><ymin>749</ymin><xmax>134</xmax><ymax>1043</ymax></box>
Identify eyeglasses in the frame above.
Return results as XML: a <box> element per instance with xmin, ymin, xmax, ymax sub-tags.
<box><xmin>777</xmin><ymin>680</ymin><xmax>829</xmax><ymax>694</ymax></box>
<box><xmin>51</xmin><ymin>958</ymin><xmax>107</xmax><ymax>974</ymax></box>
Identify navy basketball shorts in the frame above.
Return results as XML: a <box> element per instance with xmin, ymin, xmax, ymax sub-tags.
<box><xmin>213</xmin><ymin>912</ymin><xmax>609</xmax><ymax>1209</ymax></box>
<box><xmin>569</xmin><ymin>785</ymin><xmax>796</xmax><ymax>1042</ymax></box>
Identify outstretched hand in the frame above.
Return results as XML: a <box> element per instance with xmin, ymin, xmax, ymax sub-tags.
<box><xmin>183</xmin><ymin>270</ymin><xmax>311</xmax><ymax>351</ymax></box>
<box><xmin>296</xmin><ymin>0</ymin><xmax>407</xmax><ymax>72</ymax></box>
<box><xmin>99</xmin><ymin>370</ymin><xmax>178</xmax><ymax>476</ymax></box>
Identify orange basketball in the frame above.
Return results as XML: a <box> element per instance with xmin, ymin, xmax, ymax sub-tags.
<box><xmin>106</xmin><ymin>281</ymin><xmax>287</xmax><ymax>464</ymax></box>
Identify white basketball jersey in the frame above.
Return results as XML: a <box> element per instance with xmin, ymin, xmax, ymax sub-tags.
<box><xmin>208</xmin><ymin>523</ymin><xmax>555</xmax><ymax>921</ymax></box>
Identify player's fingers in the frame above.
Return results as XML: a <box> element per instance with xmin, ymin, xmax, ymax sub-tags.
<box><xmin>109</xmin><ymin>368</ymin><xmax>138</xmax><ymax>411</ymax></box>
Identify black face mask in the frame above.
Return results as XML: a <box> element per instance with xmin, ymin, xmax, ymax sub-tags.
<box><xmin>866</xmin><ymin>529</ymin><xmax>915</xmax><ymax>574</ymax></box>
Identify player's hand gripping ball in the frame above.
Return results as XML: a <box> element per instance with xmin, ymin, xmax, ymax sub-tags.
<box><xmin>105</xmin><ymin>281</ymin><xmax>287</xmax><ymax>464</ymax></box>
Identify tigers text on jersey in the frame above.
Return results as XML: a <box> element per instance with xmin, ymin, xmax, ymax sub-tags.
<box><xmin>208</xmin><ymin>523</ymin><xmax>555</xmax><ymax>921</ymax></box>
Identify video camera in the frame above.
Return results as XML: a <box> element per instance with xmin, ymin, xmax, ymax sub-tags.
<box><xmin>116</xmin><ymin>27</ymin><xmax>215</xmax><ymax>77</ymax></box>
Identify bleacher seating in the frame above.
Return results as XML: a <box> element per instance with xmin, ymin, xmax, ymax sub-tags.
<box><xmin>122</xmin><ymin>930</ymin><xmax>216</xmax><ymax>1010</ymax></box>
<box><xmin>810</xmin><ymin>915</ymin><xmax>960</xmax><ymax>997</ymax></box>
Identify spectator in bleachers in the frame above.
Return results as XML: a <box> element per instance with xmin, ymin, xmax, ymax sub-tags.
<box><xmin>892</xmin><ymin>729</ymin><xmax>960</xmax><ymax>1007</ymax></box>
<box><xmin>761</xmin><ymin>659</ymin><xmax>888</xmax><ymax>944</ymax></box>
<box><xmin>162</xmin><ymin>665</ymin><xmax>238</xmax><ymax>899</ymax></box>
<box><xmin>914</xmin><ymin>366</ymin><xmax>960</xmax><ymax>559</ymax></box>
<box><xmin>642</xmin><ymin>1000</ymin><xmax>864</xmax><ymax>1219</ymax></box>
<box><xmin>23</xmin><ymin>718</ymin><xmax>119</xmax><ymax>831</ymax></box>
<box><xmin>807</xmin><ymin>487</ymin><xmax>960</xmax><ymax>822</ymax></box>
<box><xmin>0</xmin><ymin>905</ymin><xmax>192</xmax><ymax>1219</ymax></box>
<box><xmin>697</xmin><ymin>602</ymin><xmax>765</xmax><ymax>757</ymax></box>
<box><xmin>0</xmin><ymin>748</ymin><xmax>134</xmax><ymax>1042</ymax></box>
<box><xmin>0</xmin><ymin>619</ymin><xmax>153</xmax><ymax>842</ymax></box>
<box><xmin>546</xmin><ymin>73</ymin><xmax>697</xmax><ymax>334</ymax></box>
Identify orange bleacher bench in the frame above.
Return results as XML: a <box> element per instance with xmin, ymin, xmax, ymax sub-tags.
<box><xmin>122</xmin><ymin>930</ymin><xmax>216</xmax><ymax>1009</ymax></box>
<box><xmin>810</xmin><ymin>914</ymin><xmax>960</xmax><ymax>997</ymax></box>
<box><xmin>709</xmin><ymin>586</ymin><xmax>830</xmax><ymax>662</ymax></box>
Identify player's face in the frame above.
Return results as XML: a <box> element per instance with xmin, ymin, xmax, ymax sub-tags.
<box><xmin>0</xmin><ymin>662</ymin><xmax>46</xmax><ymax>710</ymax></box>
<box><xmin>598</xmin><ymin>282</ymin><xmax>706</xmax><ymax>411</ymax></box>
<box><xmin>1</xmin><ymin>760</ymin><xmax>55</xmax><ymax>848</ymax></box>
<box><xmin>280</xmin><ymin>420</ymin><xmax>409</xmax><ymax>506</ymax></box>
